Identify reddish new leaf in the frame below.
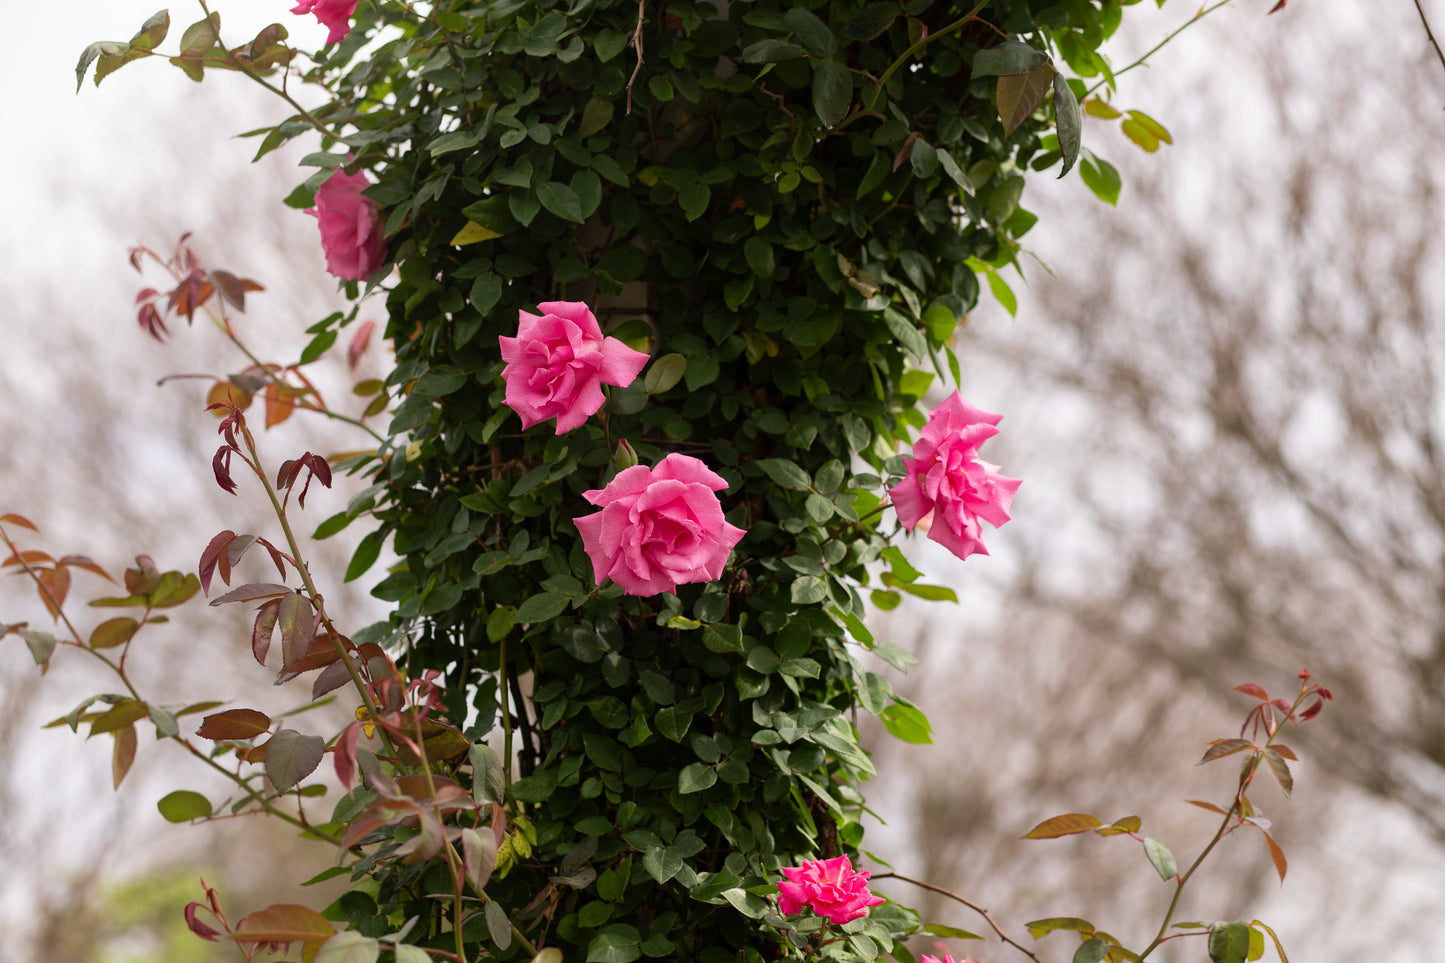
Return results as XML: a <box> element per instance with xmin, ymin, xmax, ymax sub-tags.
<box><xmin>1022</xmin><ymin>813</ymin><xmax>1103</xmax><ymax>839</ymax></box>
<box><xmin>1185</xmin><ymin>799</ymin><xmax>1229</xmax><ymax>815</ymax></box>
<box><xmin>264</xmin><ymin>381</ymin><xmax>300</xmax><ymax>428</ymax></box>
<box><xmin>334</xmin><ymin>719</ymin><xmax>364</xmax><ymax>788</ymax></box>
<box><xmin>0</xmin><ymin>513</ymin><xmax>39</xmax><ymax>531</ymax></box>
<box><xmin>1268</xmin><ymin>0</ymin><xmax>1287</xmax><ymax>13</ymax></box>
<box><xmin>1199</xmin><ymin>738</ymin><xmax>1255</xmax><ymax>765</ymax></box>
<box><xmin>230</xmin><ymin>903</ymin><xmax>334</xmax><ymax>948</ymax></box>
<box><xmin>209</xmin><ymin>582</ymin><xmax>292</xmax><ymax>606</ymax></box>
<box><xmin>1261</xmin><ymin>831</ymin><xmax>1288</xmax><ymax>881</ymax></box>
<box><xmin>3</xmin><ymin>549</ymin><xmax>54</xmax><ymax>567</ymax></box>
<box><xmin>212</xmin><ymin>445</ymin><xmax>238</xmax><ymax>495</ymax></box>
<box><xmin>112</xmin><ymin>722</ymin><xmax>138</xmax><ymax>789</ymax></box>
<box><xmin>1271</xmin><ymin>743</ymin><xmax>1299</xmax><ymax>761</ymax></box>
<box><xmin>199</xmin><ymin>530</ymin><xmax>238</xmax><ymax>594</ymax></box>
<box><xmin>252</xmin><ymin>597</ymin><xmax>281</xmax><ymax>665</ymax></box>
<box><xmin>1234</xmin><ymin>683</ymin><xmax>1269</xmax><ymax>700</ymax></box>
<box><xmin>197</xmin><ymin>707</ymin><xmax>272</xmax><ymax>741</ymax></box>
<box><xmin>277</xmin><ymin>590</ymin><xmax>317</xmax><ymax>670</ymax></box>
<box><xmin>278</xmin><ymin>633</ymin><xmax>343</xmax><ymax>679</ymax></box>
<box><xmin>347</xmin><ymin>319</ymin><xmax>376</xmax><ymax>370</ymax></box>
<box><xmin>1263</xmin><ymin>748</ymin><xmax>1294</xmax><ymax>796</ymax></box>
<box><xmin>184</xmin><ymin>901</ymin><xmax>224</xmax><ymax>942</ymax></box>
<box><xmin>37</xmin><ymin>566</ymin><xmax>71</xmax><ymax>618</ymax></box>
<box><xmin>57</xmin><ymin>554</ymin><xmax>112</xmax><ymax>581</ymax></box>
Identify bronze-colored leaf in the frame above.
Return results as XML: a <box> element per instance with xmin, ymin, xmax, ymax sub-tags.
<box><xmin>996</xmin><ymin>62</ymin><xmax>1056</xmax><ymax>135</ymax></box>
<box><xmin>0</xmin><ymin>513</ymin><xmax>39</xmax><ymax>531</ymax></box>
<box><xmin>90</xmin><ymin>617</ymin><xmax>139</xmax><ymax>650</ymax></box>
<box><xmin>196</xmin><ymin>708</ymin><xmax>272</xmax><ymax>741</ymax></box>
<box><xmin>1022</xmin><ymin>812</ymin><xmax>1102</xmax><ymax>839</ymax></box>
<box><xmin>278</xmin><ymin>591</ymin><xmax>316</xmax><ymax>670</ymax></box>
<box><xmin>229</xmin><ymin>903</ymin><xmax>334</xmax><ymax>948</ymax></box>
<box><xmin>253</xmin><ymin>597</ymin><xmax>281</xmax><ymax>665</ymax></box>
<box><xmin>1261</xmin><ymin>831</ymin><xmax>1288</xmax><ymax>882</ymax></box>
<box><xmin>1199</xmin><ymin>738</ymin><xmax>1255</xmax><ymax>765</ymax></box>
<box><xmin>112</xmin><ymin>723</ymin><xmax>138</xmax><ymax>789</ymax></box>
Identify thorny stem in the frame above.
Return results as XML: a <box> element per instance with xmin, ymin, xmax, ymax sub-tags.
<box><xmin>237</xmin><ymin>423</ymin><xmax>390</xmax><ymax>749</ymax></box>
<box><xmin>1084</xmin><ymin>0</ymin><xmax>1234</xmax><ymax>97</ymax></box>
<box><xmin>872</xmin><ymin>872</ymin><xmax>1043</xmax><ymax>963</ymax></box>
<box><xmin>139</xmin><ymin>246</ymin><xmax>387</xmax><ymax>446</ymax></box>
<box><xmin>1136</xmin><ymin>685</ymin><xmax>1314</xmax><ymax>959</ymax></box>
<box><xmin>0</xmin><ymin>523</ymin><xmax>338</xmax><ymax>842</ymax></box>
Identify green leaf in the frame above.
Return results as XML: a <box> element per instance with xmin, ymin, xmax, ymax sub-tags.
<box><xmin>1079</xmin><ymin>154</ymin><xmax>1121</xmax><ymax>206</ymax></box>
<box><xmin>314</xmin><ymin>931</ymin><xmax>380</xmax><ymax>963</ymax></box>
<box><xmin>936</xmin><ymin>148</ymin><xmax>973</xmax><ymax>194</ymax></box>
<box><xmin>344</xmin><ymin>530</ymin><xmax>383</xmax><ymax>583</ymax></box>
<box><xmin>157</xmin><ymin>789</ymin><xmax>212</xmax><ymax>822</ymax></box>
<box><xmin>740</xmin><ymin>39</ymin><xmax>807</xmax><ymax>63</ymax></box>
<box><xmin>812</xmin><ymin>59</ymin><xmax>851</xmax><ymax>126</ymax></box>
<box><xmin>744</xmin><ymin>237</ymin><xmax>775</xmax><ymax>279</ymax></box>
<box><xmin>784</xmin><ymin>7</ymin><xmax>838</xmax><ymax>56</ymax></box>
<box><xmin>1072</xmin><ymin>938</ymin><xmax>1109</xmax><ymax>963</ymax></box>
<box><xmin>1143</xmin><ymin>836</ymin><xmax>1177</xmax><ymax>880</ymax></box>
<box><xmin>678</xmin><ymin>763</ymin><xmax>717</xmax><ymax>793</ymax></box>
<box><xmin>1208</xmin><ymin>922</ymin><xmax>1253</xmax><ymax>963</ymax></box>
<box><xmin>1025</xmin><ymin>918</ymin><xmax>1096</xmax><ymax>939</ymax></box>
<box><xmin>1053</xmin><ymin>72</ymin><xmax>1083</xmax><ymax>177</ymax></box>
<box><xmin>883</xmin><ymin>307</ymin><xmax>927</xmax><ymax>359</ymax></box>
<box><xmin>879</xmin><ymin>703</ymin><xmax>933</xmax><ymax>744</ymax></box>
<box><xmin>921</xmin><ymin>924</ymin><xmax>985</xmax><ymax>940</ymax></box>
<box><xmin>791</xmin><ymin>575</ymin><xmax>828</xmax><ymax>605</ymax></box>
<box><xmin>755</xmin><ymin>458</ymin><xmax>811</xmax><ymax>490</ymax></box>
<box><xmin>578</xmin><ymin>97</ymin><xmax>615</xmax><ymax>138</ymax></box>
<box><xmin>985</xmin><ymin>268</ymin><xmax>1018</xmax><ymax>316</ymax></box>
<box><xmin>265</xmin><ymin>728</ymin><xmax>324</xmax><ymax>793</ymax></box>
<box><xmin>971</xmin><ymin>40</ymin><xmax>1049</xmax><ymax>78</ymax></box>
<box><xmin>393</xmin><ymin>946</ymin><xmax>432</xmax><ymax>963</ymax></box>
<box><xmin>536</xmin><ymin>181</ymin><xmax>585</xmax><ymax>223</ymax></box>
<box><xmin>516</xmin><ymin>592</ymin><xmax>570</xmax><ymax>623</ymax></box>
<box><xmin>587</xmin><ymin>926</ymin><xmax>642</xmax><ymax>963</ymax></box>
<box><xmin>678</xmin><ymin>182</ymin><xmax>711</xmax><ymax>222</ymax></box>
<box><xmin>645</xmin><ymin>353</ymin><xmax>687</xmax><ymax>394</ymax></box>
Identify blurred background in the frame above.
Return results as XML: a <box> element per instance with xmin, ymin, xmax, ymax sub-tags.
<box><xmin>2</xmin><ymin>1</ymin><xmax>1442</xmax><ymax>961</ymax></box>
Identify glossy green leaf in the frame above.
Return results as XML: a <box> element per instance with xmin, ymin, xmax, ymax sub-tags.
<box><xmin>1053</xmin><ymin>72</ymin><xmax>1083</xmax><ymax>177</ymax></box>
<box><xmin>157</xmin><ymin>789</ymin><xmax>212</xmax><ymax>822</ymax></box>
<box><xmin>971</xmin><ymin>40</ymin><xmax>1049</xmax><ymax>78</ymax></box>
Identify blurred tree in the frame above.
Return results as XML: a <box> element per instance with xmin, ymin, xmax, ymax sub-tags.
<box><xmin>871</xmin><ymin>4</ymin><xmax>1445</xmax><ymax>961</ymax></box>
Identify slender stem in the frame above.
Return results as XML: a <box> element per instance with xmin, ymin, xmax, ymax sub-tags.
<box><xmin>872</xmin><ymin>872</ymin><xmax>1042</xmax><ymax>963</ymax></box>
<box><xmin>1084</xmin><ymin>0</ymin><xmax>1234</xmax><ymax>97</ymax></box>
<box><xmin>1412</xmin><ymin>0</ymin><xmax>1445</xmax><ymax>80</ymax></box>
<box><xmin>856</xmin><ymin>1</ymin><xmax>991</xmax><ymax>119</ymax></box>
<box><xmin>239</xmin><ymin>425</ymin><xmax>389</xmax><ymax>740</ymax></box>
<box><xmin>499</xmin><ymin>635</ymin><xmax>514</xmax><ymax>794</ymax></box>
<box><xmin>196</xmin><ymin>0</ymin><xmax>344</xmax><ymax>143</ymax></box>
<box><xmin>1</xmin><ymin>525</ymin><xmax>340</xmax><ymax>841</ymax></box>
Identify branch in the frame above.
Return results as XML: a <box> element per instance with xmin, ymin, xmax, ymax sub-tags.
<box><xmin>871</xmin><ymin>872</ymin><xmax>1042</xmax><ymax>963</ymax></box>
<box><xmin>1413</xmin><ymin>0</ymin><xmax>1445</xmax><ymax>89</ymax></box>
<box><xmin>625</xmin><ymin>0</ymin><xmax>647</xmax><ymax>115</ymax></box>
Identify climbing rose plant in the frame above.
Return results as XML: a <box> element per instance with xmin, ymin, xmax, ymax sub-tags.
<box><xmin>18</xmin><ymin>2</ymin><xmax>1332</xmax><ymax>962</ymax></box>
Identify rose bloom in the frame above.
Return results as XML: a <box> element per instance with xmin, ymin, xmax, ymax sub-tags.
<box><xmin>574</xmin><ymin>454</ymin><xmax>746</xmax><ymax>596</ymax></box>
<box><xmin>307</xmin><ymin>168</ymin><xmax>387</xmax><ymax>281</ymax></box>
<box><xmin>291</xmin><ymin>0</ymin><xmax>358</xmax><ymax>46</ymax></box>
<box><xmin>776</xmin><ymin>855</ymin><xmax>886</xmax><ymax>926</ymax></box>
<box><xmin>922</xmin><ymin>955</ymin><xmax>984</xmax><ymax>963</ymax></box>
<box><xmin>887</xmin><ymin>391</ymin><xmax>1020</xmax><ymax>561</ymax></box>
<box><xmin>499</xmin><ymin>301</ymin><xmax>649</xmax><ymax>434</ymax></box>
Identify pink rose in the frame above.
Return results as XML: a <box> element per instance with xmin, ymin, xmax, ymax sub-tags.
<box><xmin>776</xmin><ymin>855</ymin><xmax>886</xmax><ymax>926</ymax></box>
<box><xmin>290</xmin><ymin>0</ymin><xmax>358</xmax><ymax>46</ymax></box>
<box><xmin>499</xmin><ymin>301</ymin><xmax>649</xmax><ymax>434</ymax></box>
<box><xmin>307</xmin><ymin>168</ymin><xmax>387</xmax><ymax>281</ymax></box>
<box><xmin>574</xmin><ymin>453</ymin><xmax>746</xmax><ymax>596</ymax></box>
<box><xmin>922</xmin><ymin>955</ymin><xmax>983</xmax><ymax>963</ymax></box>
<box><xmin>888</xmin><ymin>391</ymin><xmax>1020</xmax><ymax>561</ymax></box>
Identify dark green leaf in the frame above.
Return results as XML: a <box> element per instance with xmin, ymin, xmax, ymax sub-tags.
<box><xmin>1072</xmin><ymin>938</ymin><xmax>1109</xmax><ymax>963</ymax></box>
<box><xmin>971</xmin><ymin>40</ymin><xmax>1049</xmax><ymax>78</ymax></box>
<box><xmin>740</xmin><ymin>39</ymin><xmax>807</xmax><ymax>63</ymax></box>
<box><xmin>1208</xmin><ymin>922</ymin><xmax>1252</xmax><ymax>963</ymax></box>
<box><xmin>812</xmin><ymin>59</ymin><xmax>851</xmax><ymax>127</ymax></box>
<box><xmin>645</xmin><ymin>353</ymin><xmax>687</xmax><ymax>394</ymax></box>
<box><xmin>1053</xmin><ymin>72</ymin><xmax>1083</xmax><ymax>177</ymax></box>
<box><xmin>516</xmin><ymin>592</ymin><xmax>570</xmax><ymax>623</ymax></box>
<box><xmin>755</xmin><ymin>458</ymin><xmax>810</xmax><ymax>490</ymax></box>
<box><xmin>537</xmin><ymin>181</ymin><xmax>584</xmax><ymax>223</ymax></box>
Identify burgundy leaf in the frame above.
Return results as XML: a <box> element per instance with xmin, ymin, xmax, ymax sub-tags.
<box><xmin>1233</xmin><ymin>683</ymin><xmax>1269</xmax><ymax>700</ymax></box>
<box><xmin>252</xmin><ymin>598</ymin><xmax>281</xmax><ymax>665</ymax></box>
<box><xmin>209</xmin><ymin>582</ymin><xmax>291</xmax><ymax>606</ymax></box>
<box><xmin>347</xmin><ymin>319</ymin><xmax>376</xmax><ymax>369</ymax></box>
<box><xmin>198</xmin><ymin>530</ymin><xmax>237</xmax><ymax>595</ymax></box>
